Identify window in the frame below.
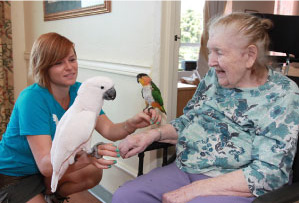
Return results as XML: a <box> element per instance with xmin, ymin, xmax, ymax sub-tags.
<box><xmin>178</xmin><ymin>1</ymin><xmax>205</xmax><ymax>70</ymax></box>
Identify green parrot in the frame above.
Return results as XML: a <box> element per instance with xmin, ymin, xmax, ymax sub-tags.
<box><xmin>137</xmin><ymin>73</ymin><xmax>166</xmax><ymax>115</ymax></box>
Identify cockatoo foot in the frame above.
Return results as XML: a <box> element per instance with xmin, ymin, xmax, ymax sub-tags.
<box><xmin>45</xmin><ymin>193</ymin><xmax>69</xmax><ymax>203</ymax></box>
<box><xmin>89</xmin><ymin>142</ymin><xmax>105</xmax><ymax>159</ymax></box>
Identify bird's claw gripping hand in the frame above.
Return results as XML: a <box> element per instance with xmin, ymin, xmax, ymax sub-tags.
<box><xmin>89</xmin><ymin>142</ymin><xmax>105</xmax><ymax>159</ymax></box>
<box><xmin>144</xmin><ymin>106</ymin><xmax>154</xmax><ymax>113</ymax></box>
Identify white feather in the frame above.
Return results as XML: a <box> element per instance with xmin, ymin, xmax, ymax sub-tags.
<box><xmin>142</xmin><ymin>85</ymin><xmax>154</xmax><ymax>105</ymax></box>
<box><xmin>50</xmin><ymin>76</ymin><xmax>115</xmax><ymax>193</ymax></box>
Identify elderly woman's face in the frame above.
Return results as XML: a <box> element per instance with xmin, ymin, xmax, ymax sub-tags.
<box><xmin>207</xmin><ymin>26</ymin><xmax>252</xmax><ymax>88</ymax></box>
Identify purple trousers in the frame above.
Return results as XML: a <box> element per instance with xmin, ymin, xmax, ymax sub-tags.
<box><xmin>112</xmin><ymin>162</ymin><xmax>255</xmax><ymax>203</ymax></box>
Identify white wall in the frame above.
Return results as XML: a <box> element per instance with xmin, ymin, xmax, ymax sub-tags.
<box><xmin>11</xmin><ymin>0</ymin><xmax>165</xmax><ymax>194</ymax></box>
<box><xmin>20</xmin><ymin>1</ymin><xmax>161</xmax><ymax>67</ymax></box>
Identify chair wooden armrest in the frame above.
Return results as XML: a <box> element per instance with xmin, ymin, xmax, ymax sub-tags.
<box><xmin>137</xmin><ymin>142</ymin><xmax>174</xmax><ymax>176</ymax></box>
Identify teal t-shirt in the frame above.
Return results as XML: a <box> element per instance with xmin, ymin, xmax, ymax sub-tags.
<box><xmin>171</xmin><ymin>68</ymin><xmax>299</xmax><ymax>196</ymax></box>
<box><xmin>0</xmin><ymin>82</ymin><xmax>104</xmax><ymax>176</ymax></box>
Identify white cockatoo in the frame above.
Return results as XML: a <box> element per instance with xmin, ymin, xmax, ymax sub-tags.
<box><xmin>50</xmin><ymin>76</ymin><xmax>116</xmax><ymax>193</ymax></box>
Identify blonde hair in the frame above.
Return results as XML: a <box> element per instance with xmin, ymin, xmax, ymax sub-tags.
<box><xmin>29</xmin><ymin>32</ymin><xmax>75</xmax><ymax>89</ymax></box>
<box><xmin>208</xmin><ymin>12</ymin><xmax>273</xmax><ymax>66</ymax></box>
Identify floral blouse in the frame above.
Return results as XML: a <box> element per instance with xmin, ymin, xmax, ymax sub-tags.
<box><xmin>171</xmin><ymin>68</ymin><xmax>299</xmax><ymax>196</ymax></box>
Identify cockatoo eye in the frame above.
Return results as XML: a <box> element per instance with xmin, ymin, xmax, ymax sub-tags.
<box><xmin>101</xmin><ymin>86</ymin><xmax>104</xmax><ymax>89</ymax></box>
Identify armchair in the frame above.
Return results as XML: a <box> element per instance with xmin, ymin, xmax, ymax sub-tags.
<box><xmin>137</xmin><ymin>142</ymin><xmax>174</xmax><ymax>176</ymax></box>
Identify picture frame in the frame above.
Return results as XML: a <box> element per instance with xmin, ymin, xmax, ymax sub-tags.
<box><xmin>44</xmin><ymin>0</ymin><xmax>111</xmax><ymax>21</ymax></box>
<box><xmin>244</xmin><ymin>9</ymin><xmax>259</xmax><ymax>14</ymax></box>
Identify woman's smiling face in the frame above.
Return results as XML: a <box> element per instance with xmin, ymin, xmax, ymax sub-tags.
<box><xmin>48</xmin><ymin>48</ymin><xmax>78</xmax><ymax>89</ymax></box>
<box><xmin>207</xmin><ymin>25</ymin><xmax>252</xmax><ymax>88</ymax></box>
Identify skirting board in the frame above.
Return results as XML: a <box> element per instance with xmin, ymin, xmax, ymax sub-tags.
<box><xmin>89</xmin><ymin>185</ymin><xmax>113</xmax><ymax>203</ymax></box>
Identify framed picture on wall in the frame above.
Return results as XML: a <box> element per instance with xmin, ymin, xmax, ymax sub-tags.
<box><xmin>44</xmin><ymin>0</ymin><xmax>111</xmax><ymax>21</ymax></box>
<box><xmin>244</xmin><ymin>9</ymin><xmax>259</xmax><ymax>13</ymax></box>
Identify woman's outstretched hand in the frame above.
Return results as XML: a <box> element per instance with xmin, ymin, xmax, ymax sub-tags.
<box><xmin>126</xmin><ymin>108</ymin><xmax>162</xmax><ymax>131</ymax></box>
<box><xmin>74</xmin><ymin>143</ymin><xmax>119</xmax><ymax>170</ymax></box>
<box><xmin>90</xmin><ymin>143</ymin><xmax>119</xmax><ymax>169</ymax></box>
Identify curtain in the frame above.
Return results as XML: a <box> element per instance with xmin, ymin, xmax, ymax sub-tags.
<box><xmin>197</xmin><ymin>1</ymin><xmax>227</xmax><ymax>78</ymax></box>
<box><xmin>0</xmin><ymin>1</ymin><xmax>13</xmax><ymax>139</ymax></box>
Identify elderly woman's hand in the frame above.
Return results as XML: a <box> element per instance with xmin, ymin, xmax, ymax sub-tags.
<box><xmin>162</xmin><ymin>184</ymin><xmax>196</xmax><ymax>203</ymax></box>
<box><xmin>118</xmin><ymin>129</ymin><xmax>159</xmax><ymax>158</ymax></box>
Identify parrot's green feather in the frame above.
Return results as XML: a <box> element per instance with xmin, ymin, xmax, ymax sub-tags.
<box><xmin>151</xmin><ymin>81</ymin><xmax>164</xmax><ymax>106</ymax></box>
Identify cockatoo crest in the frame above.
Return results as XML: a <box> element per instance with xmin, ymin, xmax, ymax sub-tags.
<box><xmin>50</xmin><ymin>76</ymin><xmax>116</xmax><ymax>193</ymax></box>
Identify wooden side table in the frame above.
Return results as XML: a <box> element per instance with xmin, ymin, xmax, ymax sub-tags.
<box><xmin>177</xmin><ymin>82</ymin><xmax>197</xmax><ymax>117</ymax></box>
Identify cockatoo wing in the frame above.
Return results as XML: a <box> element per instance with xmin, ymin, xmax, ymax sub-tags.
<box><xmin>51</xmin><ymin>109</ymin><xmax>97</xmax><ymax>193</ymax></box>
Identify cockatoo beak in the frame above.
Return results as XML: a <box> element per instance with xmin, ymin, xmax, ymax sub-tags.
<box><xmin>103</xmin><ymin>87</ymin><xmax>116</xmax><ymax>100</ymax></box>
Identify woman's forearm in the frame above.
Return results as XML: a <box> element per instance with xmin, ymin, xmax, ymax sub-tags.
<box><xmin>155</xmin><ymin>124</ymin><xmax>178</xmax><ymax>144</ymax></box>
<box><xmin>95</xmin><ymin>115</ymin><xmax>131</xmax><ymax>141</ymax></box>
<box><xmin>163</xmin><ymin>170</ymin><xmax>252</xmax><ymax>203</ymax></box>
<box><xmin>39</xmin><ymin>154</ymin><xmax>53</xmax><ymax>177</ymax></box>
<box><xmin>193</xmin><ymin>170</ymin><xmax>252</xmax><ymax>197</ymax></box>
<box><xmin>96</xmin><ymin>109</ymin><xmax>162</xmax><ymax>142</ymax></box>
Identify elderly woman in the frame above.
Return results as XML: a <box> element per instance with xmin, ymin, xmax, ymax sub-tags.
<box><xmin>112</xmin><ymin>12</ymin><xmax>299</xmax><ymax>203</ymax></box>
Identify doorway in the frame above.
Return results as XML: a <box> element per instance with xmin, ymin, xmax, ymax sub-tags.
<box><xmin>159</xmin><ymin>1</ymin><xmax>204</xmax><ymax>121</ymax></box>
<box><xmin>175</xmin><ymin>1</ymin><xmax>204</xmax><ymax>117</ymax></box>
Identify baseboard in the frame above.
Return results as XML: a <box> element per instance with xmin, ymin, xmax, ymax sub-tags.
<box><xmin>88</xmin><ymin>185</ymin><xmax>113</xmax><ymax>203</ymax></box>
